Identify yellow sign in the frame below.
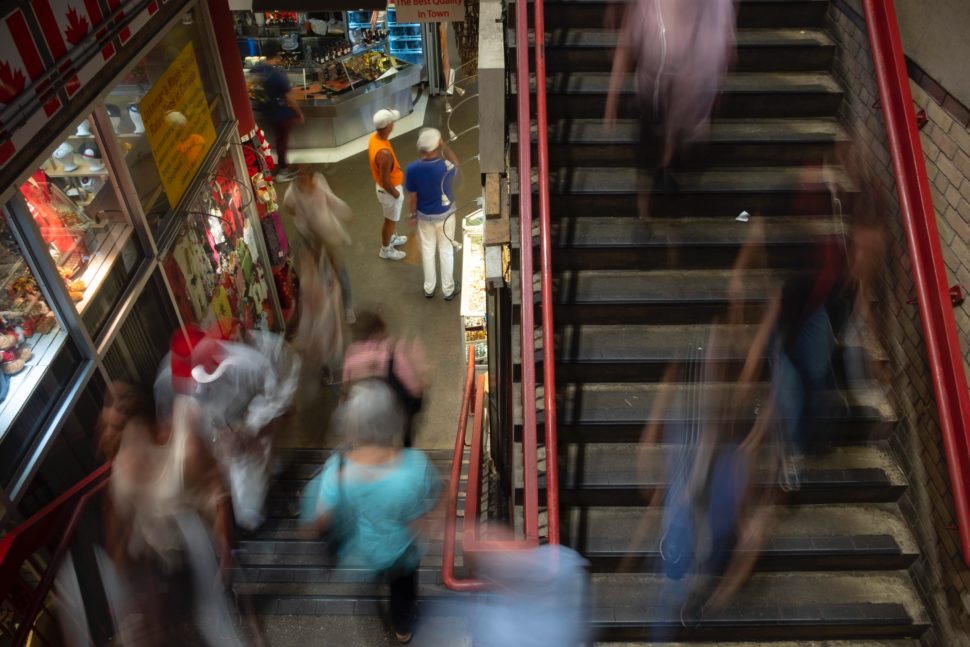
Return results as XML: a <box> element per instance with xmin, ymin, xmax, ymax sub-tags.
<box><xmin>140</xmin><ymin>42</ymin><xmax>217</xmax><ymax>210</ymax></box>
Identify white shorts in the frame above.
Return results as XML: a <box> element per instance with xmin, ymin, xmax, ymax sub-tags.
<box><xmin>376</xmin><ymin>184</ymin><xmax>404</xmax><ymax>222</ymax></box>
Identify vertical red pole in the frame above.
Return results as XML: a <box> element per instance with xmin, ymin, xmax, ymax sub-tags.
<box><xmin>207</xmin><ymin>0</ymin><xmax>256</xmax><ymax>138</ymax></box>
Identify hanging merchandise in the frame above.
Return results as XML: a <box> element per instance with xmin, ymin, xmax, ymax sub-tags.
<box><xmin>164</xmin><ymin>151</ymin><xmax>273</xmax><ymax>336</ymax></box>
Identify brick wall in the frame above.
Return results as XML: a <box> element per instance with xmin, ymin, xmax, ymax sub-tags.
<box><xmin>828</xmin><ymin>4</ymin><xmax>970</xmax><ymax>645</ymax></box>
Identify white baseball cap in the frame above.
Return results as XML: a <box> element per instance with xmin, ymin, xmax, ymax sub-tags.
<box><xmin>373</xmin><ymin>108</ymin><xmax>400</xmax><ymax>129</ymax></box>
<box><xmin>416</xmin><ymin>128</ymin><xmax>442</xmax><ymax>153</ymax></box>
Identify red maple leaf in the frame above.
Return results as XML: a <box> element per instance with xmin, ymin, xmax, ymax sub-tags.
<box><xmin>64</xmin><ymin>6</ymin><xmax>89</xmax><ymax>45</ymax></box>
<box><xmin>0</xmin><ymin>61</ymin><xmax>27</xmax><ymax>105</ymax></box>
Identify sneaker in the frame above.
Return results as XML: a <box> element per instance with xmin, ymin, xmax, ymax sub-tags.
<box><xmin>345</xmin><ymin>307</ymin><xmax>356</xmax><ymax>324</ymax></box>
<box><xmin>379</xmin><ymin>246</ymin><xmax>406</xmax><ymax>260</ymax></box>
<box><xmin>424</xmin><ymin>289</ymin><xmax>434</xmax><ymax>299</ymax></box>
<box><xmin>443</xmin><ymin>282</ymin><xmax>461</xmax><ymax>301</ymax></box>
<box><xmin>390</xmin><ymin>234</ymin><xmax>408</xmax><ymax>247</ymax></box>
<box><xmin>275</xmin><ymin>167</ymin><xmax>297</xmax><ymax>182</ymax></box>
<box><xmin>394</xmin><ymin>632</ymin><xmax>412</xmax><ymax>644</ymax></box>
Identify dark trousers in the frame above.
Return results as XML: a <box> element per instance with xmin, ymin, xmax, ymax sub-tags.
<box><xmin>388</xmin><ymin>568</ymin><xmax>417</xmax><ymax>635</ymax></box>
<box><xmin>273</xmin><ymin>117</ymin><xmax>293</xmax><ymax>169</ymax></box>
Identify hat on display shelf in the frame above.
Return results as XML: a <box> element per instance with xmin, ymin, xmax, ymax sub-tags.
<box><xmin>75</xmin><ymin>119</ymin><xmax>92</xmax><ymax>137</ymax></box>
<box><xmin>79</xmin><ymin>142</ymin><xmax>104</xmax><ymax>171</ymax></box>
<box><xmin>128</xmin><ymin>104</ymin><xmax>145</xmax><ymax>134</ymax></box>
<box><xmin>372</xmin><ymin>108</ymin><xmax>400</xmax><ymax>130</ymax></box>
<box><xmin>53</xmin><ymin>143</ymin><xmax>78</xmax><ymax>171</ymax></box>
<box><xmin>105</xmin><ymin>103</ymin><xmax>122</xmax><ymax>132</ymax></box>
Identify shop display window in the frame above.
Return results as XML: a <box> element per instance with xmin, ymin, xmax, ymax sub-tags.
<box><xmin>106</xmin><ymin>6</ymin><xmax>230</xmax><ymax>234</ymax></box>
<box><xmin>20</xmin><ymin>114</ymin><xmax>143</xmax><ymax>338</ymax></box>
<box><xmin>0</xmin><ymin>210</ymin><xmax>79</xmax><ymax>485</ymax></box>
<box><xmin>163</xmin><ymin>148</ymin><xmax>273</xmax><ymax>338</ymax></box>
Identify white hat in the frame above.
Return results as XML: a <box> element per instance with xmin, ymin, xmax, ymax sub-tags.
<box><xmin>373</xmin><ymin>108</ymin><xmax>400</xmax><ymax>129</ymax></box>
<box><xmin>416</xmin><ymin>127</ymin><xmax>442</xmax><ymax>153</ymax></box>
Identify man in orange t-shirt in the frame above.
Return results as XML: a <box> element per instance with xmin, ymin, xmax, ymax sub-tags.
<box><xmin>368</xmin><ymin>109</ymin><xmax>408</xmax><ymax>261</ymax></box>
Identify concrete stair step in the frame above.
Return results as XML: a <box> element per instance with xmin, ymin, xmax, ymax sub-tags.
<box><xmin>588</xmin><ymin>571</ymin><xmax>928</xmax><ymax>641</ymax></box>
<box><xmin>510</xmin><ymin>321</ymin><xmax>886</xmax><ymax>383</ymax></box>
<box><xmin>511</xmin><ymin>118</ymin><xmax>850</xmax><ymax>168</ymax></box>
<box><xmin>512</xmin><ymin>214</ymin><xmax>846</xmax><ymax>269</ymax></box>
<box><xmin>510</xmin><ymin>28</ymin><xmax>836</xmax><ymax>73</ymax></box>
<box><xmin>510</xmin><ymin>165</ymin><xmax>855</xmax><ymax>218</ymax></box>
<box><xmin>565</xmin><ymin>503</ymin><xmax>919</xmax><ymax>571</ymax></box>
<box><xmin>511</xmin><ymin>72</ymin><xmax>844</xmax><ymax>119</ymax></box>
<box><xmin>518</xmin><ymin>0</ymin><xmax>831</xmax><ymax>30</ymax></box>
<box><xmin>539</xmin><ymin>443</ymin><xmax>906</xmax><ymax>505</ymax></box>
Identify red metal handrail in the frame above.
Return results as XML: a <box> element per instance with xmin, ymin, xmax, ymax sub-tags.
<box><xmin>0</xmin><ymin>462</ymin><xmax>112</xmax><ymax>646</ymax></box>
<box><xmin>514</xmin><ymin>0</ymin><xmax>559</xmax><ymax>546</ymax></box>
<box><xmin>442</xmin><ymin>0</ymin><xmax>560</xmax><ymax>590</ymax></box>
<box><xmin>863</xmin><ymin>0</ymin><xmax>970</xmax><ymax>566</ymax></box>
<box><xmin>10</xmin><ymin>478</ymin><xmax>111</xmax><ymax>646</ymax></box>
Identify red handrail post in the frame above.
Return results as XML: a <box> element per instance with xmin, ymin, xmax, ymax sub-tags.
<box><xmin>441</xmin><ymin>346</ymin><xmax>487</xmax><ymax>591</ymax></box>
<box><xmin>532</xmin><ymin>0</ymin><xmax>559</xmax><ymax>546</ymax></box>
<box><xmin>514</xmin><ymin>0</ymin><xmax>541</xmax><ymax>545</ymax></box>
<box><xmin>863</xmin><ymin>0</ymin><xmax>970</xmax><ymax>565</ymax></box>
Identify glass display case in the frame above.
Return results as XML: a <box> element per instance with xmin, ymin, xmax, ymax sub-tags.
<box><xmin>21</xmin><ymin>112</ymin><xmax>143</xmax><ymax>338</ymax></box>
<box><xmin>461</xmin><ymin>210</ymin><xmax>488</xmax><ymax>366</ymax></box>
<box><xmin>348</xmin><ymin>8</ymin><xmax>423</xmax><ymax>66</ymax></box>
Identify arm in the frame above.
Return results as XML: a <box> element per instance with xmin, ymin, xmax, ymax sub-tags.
<box><xmin>406</xmin><ymin>192</ymin><xmax>417</xmax><ymax>218</ymax></box>
<box><xmin>284</xmin><ymin>88</ymin><xmax>305</xmax><ymax>124</ymax></box>
<box><xmin>375</xmin><ymin>150</ymin><xmax>400</xmax><ymax>198</ymax></box>
<box><xmin>440</xmin><ymin>142</ymin><xmax>459</xmax><ymax>168</ymax></box>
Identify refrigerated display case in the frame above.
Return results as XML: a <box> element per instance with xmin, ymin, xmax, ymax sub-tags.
<box><xmin>348</xmin><ymin>7</ymin><xmax>424</xmax><ymax>66</ymax></box>
<box><xmin>461</xmin><ymin>210</ymin><xmax>487</xmax><ymax>366</ymax></box>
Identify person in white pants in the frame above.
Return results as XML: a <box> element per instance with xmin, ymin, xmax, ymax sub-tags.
<box><xmin>405</xmin><ymin>128</ymin><xmax>461</xmax><ymax>300</ymax></box>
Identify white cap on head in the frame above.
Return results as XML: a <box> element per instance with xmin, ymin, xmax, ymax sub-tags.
<box><xmin>373</xmin><ymin>108</ymin><xmax>400</xmax><ymax>130</ymax></box>
<box><xmin>416</xmin><ymin>128</ymin><xmax>442</xmax><ymax>153</ymax></box>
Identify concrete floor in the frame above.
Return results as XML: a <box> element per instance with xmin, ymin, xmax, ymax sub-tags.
<box><xmin>273</xmin><ymin>90</ymin><xmax>482</xmax><ymax>451</ymax></box>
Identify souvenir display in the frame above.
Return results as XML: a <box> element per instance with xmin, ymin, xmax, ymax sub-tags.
<box><xmin>0</xmin><ymin>218</ymin><xmax>61</xmax><ymax>402</ymax></box>
<box><xmin>164</xmin><ymin>153</ymin><xmax>274</xmax><ymax>335</ymax></box>
<box><xmin>79</xmin><ymin>143</ymin><xmax>104</xmax><ymax>171</ymax></box>
<box><xmin>53</xmin><ymin>143</ymin><xmax>78</xmax><ymax>172</ymax></box>
<box><xmin>76</xmin><ymin>119</ymin><xmax>92</xmax><ymax>137</ymax></box>
<box><xmin>105</xmin><ymin>103</ymin><xmax>122</xmax><ymax>132</ymax></box>
<box><xmin>128</xmin><ymin>104</ymin><xmax>145</xmax><ymax>134</ymax></box>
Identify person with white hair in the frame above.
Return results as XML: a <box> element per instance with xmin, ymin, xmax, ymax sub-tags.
<box><xmin>301</xmin><ymin>379</ymin><xmax>441</xmax><ymax>643</ymax></box>
<box><xmin>404</xmin><ymin>128</ymin><xmax>461</xmax><ymax>300</ymax></box>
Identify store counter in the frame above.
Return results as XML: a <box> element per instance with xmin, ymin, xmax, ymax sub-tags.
<box><xmin>293</xmin><ymin>62</ymin><xmax>421</xmax><ymax>148</ymax></box>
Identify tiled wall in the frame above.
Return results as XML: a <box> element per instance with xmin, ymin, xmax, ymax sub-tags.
<box><xmin>828</xmin><ymin>4</ymin><xmax>970</xmax><ymax>645</ymax></box>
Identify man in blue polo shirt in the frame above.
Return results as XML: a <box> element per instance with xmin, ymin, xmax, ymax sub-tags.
<box><xmin>405</xmin><ymin>128</ymin><xmax>460</xmax><ymax>300</ymax></box>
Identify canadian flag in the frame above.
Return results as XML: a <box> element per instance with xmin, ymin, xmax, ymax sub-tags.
<box><xmin>30</xmin><ymin>0</ymin><xmax>109</xmax><ymax>98</ymax></box>
<box><xmin>121</xmin><ymin>0</ymin><xmax>161</xmax><ymax>43</ymax></box>
<box><xmin>0</xmin><ymin>7</ymin><xmax>61</xmax><ymax>168</ymax></box>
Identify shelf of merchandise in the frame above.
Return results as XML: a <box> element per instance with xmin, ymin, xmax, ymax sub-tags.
<box><xmin>70</xmin><ymin>223</ymin><xmax>133</xmax><ymax>316</ymax></box>
<box><xmin>0</xmin><ymin>328</ymin><xmax>69</xmax><ymax>434</ymax></box>
<box><xmin>461</xmin><ymin>212</ymin><xmax>487</xmax><ymax>366</ymax></box>
<box><xmin>348</xmin><ymin>8</ymin><xmax>423</xmax><ymax>66</ymax></box>
<box><xmin>41</xmin><ymin>164</ymin><xmax>109</xmax><ymax>178</ymax></box>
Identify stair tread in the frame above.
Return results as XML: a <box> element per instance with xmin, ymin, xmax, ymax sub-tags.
<box><xmin>513</xmin><ymin>27</ymin><xmax>835</xmax><ymax>49</ymax></box>
<box><xmin>513</xmin><ymin>322</ymin><xmax>884</xmax><ymax>364</ymax></box>
<box><xmin>512</xmin><ymin>268</ymin><xmax>782</xmax><ymax>304</ymax></box>
<box><xmin>554</xmin><ymin>443</ymin><xmax>904</xmax><ymax>489</ymax></box>
<box><xmin>511</xmin><ymin>117</ymin><xmax>850</xmax><ymax>145</ymax></box>
<box><xmin>567</xmin><ymin>504</ymin><xmax>918</xmax><ymax>556</ymax></box>
<box><xmin>516</xmin><ymin>215</ymin><xmax>846</xmax><ymax>247</ymax></box>
<box><xmin>545</xmin><ymin>381</ymin><xmax>891</xmax><ymax>423</ymax></box>
<box><xmin>513</xmin><ymin>71</ymin><xmax>843</xmax><ymax>95</ymax></box>
<box><xmin>589</xmin><ymin>571</ymin><xmax>927</xmax><ymax>625</ymax></box>
<box><xmin>512</xmin><ymin>165</ymin><xmax>853</xmax><ymax>194</ymax></box>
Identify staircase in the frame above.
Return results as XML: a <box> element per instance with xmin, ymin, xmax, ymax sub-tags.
<box><xmin>510</xmin><ymin>0</ymin><xmax>930</xmax><ymax>642</ymax></box>
<box><xmin>233</xmin><ymin>449</ymin><xmax>459</xmax><ymax>620</ymax></box>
